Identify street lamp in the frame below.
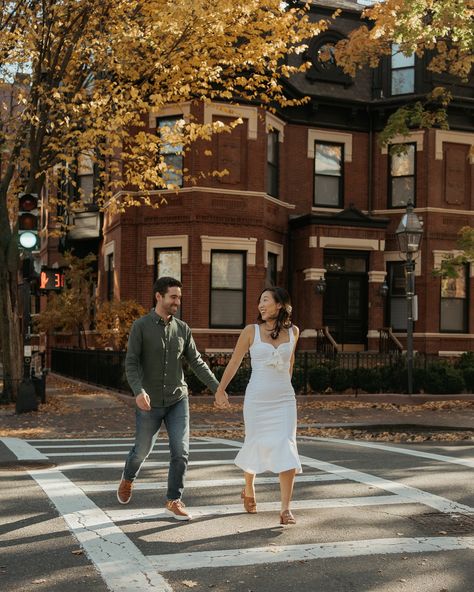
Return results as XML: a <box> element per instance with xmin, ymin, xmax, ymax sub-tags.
<box><xmin>395</xmin><ymin>202</ymin><xmax>423</xmax><ymax>394</ymax></box>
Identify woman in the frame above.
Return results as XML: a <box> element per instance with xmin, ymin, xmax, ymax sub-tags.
<box><xmin>214</xmin><ymin>287</ymin><xmax>301</xmax><ymax>525</ymax></box>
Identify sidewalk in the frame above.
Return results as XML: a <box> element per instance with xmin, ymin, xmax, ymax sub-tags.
<box><xmin>1</xmin><ymin>374</ymin><xmax>473</xmax><ymax>465</ymax></box>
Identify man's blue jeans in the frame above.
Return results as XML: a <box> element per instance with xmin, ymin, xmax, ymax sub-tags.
<box><xmin>122</xmin><ymin>397</ymin><xmax>189</xmax><ymax>501</ymax></box>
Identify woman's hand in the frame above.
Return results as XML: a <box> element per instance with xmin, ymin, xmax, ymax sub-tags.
<box><xmin>214</xmin><ymin>388</ymin><xmax>231</xmax><ymax>409</ymax></box>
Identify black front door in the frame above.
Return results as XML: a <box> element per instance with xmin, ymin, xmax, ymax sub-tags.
<box><xmin>323</xmin><ymin>256</ymin><xmax>368</xmax><ymax>346</ymax></box>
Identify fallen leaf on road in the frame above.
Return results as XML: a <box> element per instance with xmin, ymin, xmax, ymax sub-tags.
<box><xmin>438</xmin><ymin>530</ymin><xmax>448</xmax><ymax>535</ymax></box>
<box><xmin>72</xmin><ymin>549</ymin><xmax>83</xmax><ymax>555</ymax></box>
<box><xmin>182</xmin><ymin>581</ymin><xmax>198</xmax><ymax>588</ymax></box>
<box><xmin>32</xmin><ymin>580</ymin><xmax>47</xmax><ymax>584</ymax></box>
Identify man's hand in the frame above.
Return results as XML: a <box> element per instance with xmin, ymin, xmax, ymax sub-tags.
<box><xmin>214</xmin><ymin>389</ymin><xmax>231</xmax><ymax>410</ymax></box>
<box><xmin>136</xmin><ymin>390</ymin><xmax>151</xmax><ymax>410</ymax></box>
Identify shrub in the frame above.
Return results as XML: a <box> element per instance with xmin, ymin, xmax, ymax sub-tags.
<box><xmin>463</xmin><ymin>367</ymin><xmax>474</xmax><ymax>392</ymax></box>
<box><xmin>353</xmin><ymin>367</ymin><xmax>382</xmax><ymax>393</ymax></box>
<box><xmin>308</xmin><ymin>365</ymin><xmax>331</xmax><ymax>393</ymax></box>
<box><xmin>330</xmin><ymin>367</ymin><xmax>352</xmax><ymax>392</ymax></box>
<box><xmin>291</xmin><ymin>366</ymin><xmax>306</xmax><ymax>393</ymax></box>
<box><xmin>456</xmin><ymin>352</ymin><xmax>474</xmax><ymax>370</ymax></box>
<box><xmin>424</xmin><ymin>363</ymin><xmax>465</xmax><ymax>394</ymax></box>
<box><xmin>212</xmin><ymin>365</ymin><xmax>251</xmax><ymax>394</ymax></box>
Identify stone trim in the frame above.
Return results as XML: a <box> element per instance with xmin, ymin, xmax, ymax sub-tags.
<box><xmin>103</xmin><ymin>241</ymin><xmax>115</xmax><ymax>270</ymax></box>
<box><xmin>265</xmin><ymin>112</ymin><xmax>285</xmax><ymax>142</ymax></box>
<box><xmin>146</xmin><ymin>235</ymin><xmax>189</xmax><ymax>266</ymax></box>
<box><xmin>435</xmin><ymin>130</ymin><xmax>474</xmax><ymax>163</ymax></box>
<box><xmin>307</xmin><ymin>129</ymin><xmax>352</xmax><ymax>162</ymax></box>
<box><xmin>201</xmin><ymin>236</ymin><xmax>257</xmax><ymax>265</ymax></box>
<box><xmin>319</xmin><ymin>237</ymin><xmax>382</xmax><ymax>251</ymax></box>
<box><xmin>383</xmin><ymin>251</ymin><xmax>422</xmax><ymax>276</ymax></box>
<box><xmin>204</xmin><ymin>102</ymin><xmax>258</xmax><ymax>140</ymax></box>
<box><xmin>368</xmin><ymin>271</ymin><xmax>387</xmax><ymax>283</ymax></box>
<box><xmin>148</xmin><ymin>103</ymin><xmax>191</xmax><ymax>128</ymax></box>
<box><xmin>264</xmin><ymin>240</ymin><xmax>284</xmax><ymax>271</ymax></box>
<box><xmin>380</xmin><ymin>130</ymin><xmax>424</xmax><ymax>154</ymax></box>
<box><xmin>303</xmin><ymin>267</ymin><xmax>326</xmax><ymax>281</ymax></box>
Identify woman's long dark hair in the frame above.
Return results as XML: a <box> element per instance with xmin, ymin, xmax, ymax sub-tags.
<box><xmin>256</xmin><ymin>287</ymin><xmax>292</xmax><ymax>340</ymax></box>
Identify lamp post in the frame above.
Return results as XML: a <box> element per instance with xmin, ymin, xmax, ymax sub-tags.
<box><xmin>395</xmin><ymin>202</ymin><xmax>423</xmax><ymax>395</ymax></box>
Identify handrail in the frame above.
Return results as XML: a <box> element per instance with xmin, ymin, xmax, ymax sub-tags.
<box><xmin>316</xmin><ymin>326</ymin><xmax>339</xmax><ymax>357</ymax></box>
<box><xmin>379</xmin><ymin>327</ymin><xmax>403</xmax><ymax>354</ymax></box>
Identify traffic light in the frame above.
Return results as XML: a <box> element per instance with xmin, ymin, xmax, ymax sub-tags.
<box><xmin>18</xmin><ymin>193</ymin><xmax>40</xmax><ymax>250</ymax></box>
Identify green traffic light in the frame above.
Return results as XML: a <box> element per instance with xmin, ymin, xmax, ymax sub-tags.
<box><xmin>19</xmin><ymin>231</ymin><xmax>38</xmax><ymax>250</ymax></box>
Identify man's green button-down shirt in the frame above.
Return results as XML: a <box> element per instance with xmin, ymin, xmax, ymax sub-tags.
<box><xmin>125</xmin><ymin>310</ymin><xmax>219</xmax><ymax>407</ymax></box>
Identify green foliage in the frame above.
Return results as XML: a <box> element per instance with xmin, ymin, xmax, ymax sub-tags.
<box><xmin>455</xmin><ymin>352</ymin><xmax>474</xmax><ymax>370</ymax></box>
<box><xmin>330</xmin><ymin>367</ymin><xmax>352</xmax><ymax>392</ymax></box>
<box><xmin>352</xmin><ymin>367</ymin><xmax>382</xmax><ymax>394</ymax></box>
<box><xmin>308</xmin><ymin>365</ymin><xmax>331</xmax><ymax>393</ymax></box>
<box><xmin>184</xmin><ymin>369</ymin><xmax>208</xmax><ymax>395</ymax></box>
<box><xmin>462</xmin><ymin>368</ymin><xmax>474</xmax><ymax>393</ymax></box>
<box><xmin>424</xmin><ymin>363</ymin><xmax>465</xmax><ymax>394</ymax></box>
<box><xmin>212</xmin><ymin>365</ymin><xmax>251</xmax><ymax>394</ymax></box>
<box><xmin>291</xmin><ymin>366</ymin><xmax>306</xmax><ymax>393</ymax></box>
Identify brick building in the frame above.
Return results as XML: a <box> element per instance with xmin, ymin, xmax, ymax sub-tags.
<box><xmin>42</xmin><ymin>0</ymin><xmax>474</xmax><ymax>355</ymax></box>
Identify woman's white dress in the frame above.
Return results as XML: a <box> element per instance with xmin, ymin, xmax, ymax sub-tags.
<box><xmin>234</xmin><ymin>324</ymin><xmax>302</xmax><ymax>475</ymax></box>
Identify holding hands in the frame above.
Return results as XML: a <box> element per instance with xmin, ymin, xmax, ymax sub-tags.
<box><xmin>214</xmin><ymin>387</ymin><xmax>231</xmax><ymax>410</ymax></box>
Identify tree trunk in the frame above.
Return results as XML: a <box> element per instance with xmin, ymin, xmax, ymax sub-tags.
<box><xmin>0</xmin><ymin>239</ymin><xmax>22</xmax><ymax>402</ymax></box>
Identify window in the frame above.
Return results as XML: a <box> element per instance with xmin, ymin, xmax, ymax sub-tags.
<box><xmin>210</xmin><ymin>251</ymin><xmax>245</xmax><ymax>328</ymax></box>
<box><xmin>387</xmin><ymin>262</ymin><xmax>408</xmax><ymax>331</ymax></box>
<box><xmin>157</xmin><ymin>116</ymin><xmax>183</xmax><ymax>188</ymax></box>
<box><xmin>106</xmin><ymin>253</ymin><xmax>114</xmax><ymax>301</ymax></box>
<box><xmin>77</xmin><ymin>151</ymin><xmax>95</xmax><ymax>204</ymax></box>
<box><xmin>389</xmin><ymin>143</ymin><xmax>416</xmax><ymax>208</ymax></box>
<box><xmin>266</xmin><ymin>252</ymin><xmax>278</xmax><ymax>287</ymax></box>
<box><xmin>314</xmin><ymin>142</ymin><xmax>343</xmax><ymax>207</ymax></box>
<box><xmin>305</xmin><ymin>33</ymin><xmax>352</xmax><ymax>86</ymax></box>
<box><xmin>267</xmin><ymin>130</ymin><xmax>279</xmax><ymax>198</ymax></box>
<box><xmin>440</xmin><ymin>265</ymin><xmax>469</xmax><ymax>332</ymax></box>
<box><xmin>154</xmin><ymin>248</ymin><xmax>182</xmax><ymax>281</ymax></box>
<box><xmin>391</xmin><ymin>44</ymin><xmax>415</xmax><ymax>95</ymax></box>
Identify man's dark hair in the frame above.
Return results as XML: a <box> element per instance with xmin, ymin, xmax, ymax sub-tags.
<box><xmin>153</xmin><ymin>276</ymin><xmax>183</xmax><ymax>297</ymax></box>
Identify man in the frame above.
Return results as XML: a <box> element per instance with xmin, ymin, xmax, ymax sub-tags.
<box><xmin>117</xmin><ymin>276</ymin><xmax>228</xmax><ymax>520</ymax></box>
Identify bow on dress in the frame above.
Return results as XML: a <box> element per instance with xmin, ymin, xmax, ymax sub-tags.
<box><xmin>264</xmin><ymin>348</ymin><xmax>287</xmax><ymax>372</ymax></box>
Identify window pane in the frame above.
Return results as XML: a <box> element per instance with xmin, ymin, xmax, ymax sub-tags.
<box><xmin>79</xmin><ymin>174</ymin><xmax>94</xmax><ymax>202</ymax></box>
<box><xmin>314</xmin><ymin>175</ymin><xmax>340</xmax><ymax>206</ymax></box>
<box><xmin>163</xmin><ymin>154</ymin><xmax>183</xmax><ymax>186</ymax></box>
<box><xmin>156</xmin><ymin>249</ymin><xmax>181</xmax><ymax>280</ymax></box>
<box><xmin>441</xmin><ymin>267</ymin><xmax>466</xmax><ymax>298</ymax></box>
<box><xmin>211</xmin><ymin>290</ymin><xmax>244</xmax><ymax>326</ymax></box>
<box><xmin>267</xmin><ymin>131</ymin><xmax>278</xmax><ymax>164</ymax></box>
<box><xmin>392</xmin><ymin>69</ymin><xmax>415</xmax><ymax>94</ymax></box>
<box><xmin>391</xmin><ymin>45</ymin><xmax>415</xmax><ymax>69</ymax></box>
<box><xmin>391</xmin><ymin>146</ymin><xmax>415</xmax><ymax>176</ymax></box>
<box><xmin>389</xmin><ymin>264</ymin><xmax>406</xmax><ymax>296</ymax></box>
<box><xmin>158</xmin><ymin>117</ymin><xmax>183</xmax><ymax>154</ymax></box>
<box><xmin>266</xmin><ymin>252</ymin><xmax>278</xmax><ymax>287</ymax></box>
<box><xmin>390</xmin><ymin>298</ymin><xmax>408</xmax><ymax>331</ymax></box>
<box><xmin>440</xmin><ymin>299</ymin><xmax>466</xmax><ymax>332</ymax></box>
<box><xmin>267</xmin><ymin>164</ymin><xmax>278</xmax><ymax>197</ymax></box>
<box><xmin>211</xmin><ymin>253</ymin><xmax>243</xmax><ymax>289</ymax></box>
<box><xmin>315</xmin><ymin>144</ymin><xmax>342</xmax><ymax>175</ymax></box>
<box><xmin>391</xmin><ymin>177</ymin><xmax>414</xmax><ymax>207</ymax></box>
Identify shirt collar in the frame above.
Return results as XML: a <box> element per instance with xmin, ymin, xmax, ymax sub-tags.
<box><xmin>150</xmin><ymin>309</ymin><xmax>174</xmax><ymax>326</ymax></box>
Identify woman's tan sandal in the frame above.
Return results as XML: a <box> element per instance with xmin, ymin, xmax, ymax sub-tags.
<box><xmin>241</xmin><ymin>489</ymin><xmax>257</xmax><ymax>513</ymax></box>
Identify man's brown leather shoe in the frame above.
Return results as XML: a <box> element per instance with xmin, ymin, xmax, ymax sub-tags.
<box><xmin>117</xmin><ymin>478</ymin><xmax>133</xmax><ymax>504</ymax></box>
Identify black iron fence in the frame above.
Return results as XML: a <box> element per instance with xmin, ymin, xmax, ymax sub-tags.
<box><xmin>51</xmin><ymin>347</ymin><xmax>448</xmax><ymax>395</ymax></box>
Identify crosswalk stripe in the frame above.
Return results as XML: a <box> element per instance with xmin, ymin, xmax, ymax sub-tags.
<box><xmin>45</xmin><ymin>448</ymin><xmax>238</xmax><ymax>457</ymax></box>
<box><xmin>106</xmin><ymin>495</ymin><xmax>412</xmax><ymax>523</ymax></box>
<box><xmin>81</xmin><ymin>474</ymin><xmax>344</xmax><ymax>493</ymax></box>
<box><xmin>51</xmin><ymin>459</ymin><xmax>237</xmax><ymax>471</ymax></box>
<box><xmin>148</xmin><ymin>536</ymin><xmax>474</xmax><ymax>571</ymax></box>
<box><xmin>34</xmin><ymin>442</ymin><xmax>232</xmax><ymax>449</ymax></box>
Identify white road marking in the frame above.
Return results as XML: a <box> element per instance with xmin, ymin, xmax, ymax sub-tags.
<box><xmin>34</xmin><ymin>442</ymin><xmax>234</xmax><ymax>449</ymax></box>
<box><xmin>299</xmin><ymin>436</ymin><xmax>474</xmax><ymax>469</ymax></box>
<box><xmin>106</xmin><ymin>495</ymin><xmax>412</xmax><ymax>523</ymax></box>
<box><xmin>28</xmin><ymin>468</ymin><xmax>173</xmax><ymax>592</ymax></box>
<box><xmin>203</xmin><ymin>437</ymin><xmax>474</xmax><ymax>515</ymax></box>
<box><xmin>148</xmin><ymin>536</ymin><xmax>474</xmax><ymax>571</ymax></box>
<box><xmin>45</xmin><ymin>448</ymin><xmax>237</xmax><ymax>457</ymax></box>
<box><xmin>82</xmin><ymin>474</ymin><xmax>343</xmax><ymax>493</ymax></box>
<box><xmin>49</xmin><ymin>459</ymin><xmax>237</xmax><ymax>471</ymax></box>
<box><xmin>1</xmin><ymin>437</ymin><xmax>48</xmax><ymax>460</ymax></box>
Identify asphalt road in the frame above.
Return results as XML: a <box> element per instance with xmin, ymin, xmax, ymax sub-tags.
<box><xmin>1</xmin><ymin>436</ymin><xmax>473</xmax><ymax>592</ymax></box>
